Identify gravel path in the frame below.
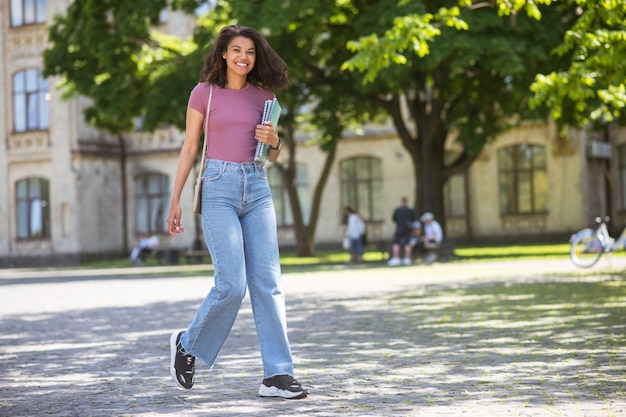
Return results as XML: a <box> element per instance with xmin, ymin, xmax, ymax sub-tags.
<box><xmin>1</xmin><ymin>257</ymin><xmax>624</xmax><ymax>416</ymax></box>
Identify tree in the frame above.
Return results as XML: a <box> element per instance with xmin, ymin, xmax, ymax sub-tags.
<box><xmin>261</xmin><ymin>0</ymin><xmax>569</xmax><ymax>226</ymax></box>
<box><xmin>343</xmin><ymin>0</ymin><xmax>626</xmax><ymax>222</ymax></box>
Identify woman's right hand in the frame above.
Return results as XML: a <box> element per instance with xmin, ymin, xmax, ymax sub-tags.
<box><xmin>167</xmin><ymin>202</ymin><xmax>185</xmax><ymax>238</ymax></box>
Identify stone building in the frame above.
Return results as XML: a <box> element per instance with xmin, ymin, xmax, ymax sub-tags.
<box><xmin>2</xmin><ymin>0</ymin><xmax>625</xmax><ymax>267</ymax></box>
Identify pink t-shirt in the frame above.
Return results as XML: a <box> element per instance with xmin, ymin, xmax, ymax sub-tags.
<box><xmin>187</xmin><ymin>82</ymin><xmax>274</xmax><ymax>162</ymax></box>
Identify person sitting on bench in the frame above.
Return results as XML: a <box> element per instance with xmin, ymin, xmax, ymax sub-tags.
<box><xmin>416</xmin><ymin>212</ymin><xmax>443</xmax><ymax>264</ymax></box>
<box><xmin>130</xmin><ymin>234</ymin><xmax>160</xmax><ymax>266</ymax></box>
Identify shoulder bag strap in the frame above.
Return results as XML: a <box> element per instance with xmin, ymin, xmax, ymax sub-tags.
<box><xmin>196</xmin><ymin>84</ymin><xmax>213</xmax><ymax>178</ymax></box>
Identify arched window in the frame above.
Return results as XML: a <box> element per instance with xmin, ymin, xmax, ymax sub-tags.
<box><xmin>267</xmin><ymin>164</ymin><xmax>310</xmax><ymax>227</ymax></box>
<box><xmin>16</xmin><ymin>177</ymin><xmax>50</xmax><ymax>239</ymax></box>
<box><xmin>340</xmin><ymin>156</ymin><xmax>383</xmax><ymax>222</ymax></box>
<box><xmin>13</xmin><ymin>68</ymin><xmax>49</xmax><ymax>132</ymax></box>
<box><xmin>135</xmin><ymin>173</ymin><xmax>169</xmax><ymax>234</ymax></box>
<box><xmin>498</xmin><ymin>144</ymin><xmax>548</xmax><ymax>215</ymax></box>
<box><xmin>10</xmin><ymin>0</ymin><xmax>46</xmax><ymax>27</ymax></box>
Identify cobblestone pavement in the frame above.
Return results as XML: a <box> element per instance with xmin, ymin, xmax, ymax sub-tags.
<box><xmin>1</xmin><ymin>257</ymin><xmax>625</xmax><ymax>417</ymax></box>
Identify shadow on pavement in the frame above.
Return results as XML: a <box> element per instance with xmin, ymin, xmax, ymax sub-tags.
<box><xmin>0</xmin><ymin>275</ymin><xmax>624</xmax><ymax>416</ymax></box>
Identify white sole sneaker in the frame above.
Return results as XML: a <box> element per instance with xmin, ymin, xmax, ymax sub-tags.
<box><xmin>258</xmin><ymin>375</ymin><xmax>308</xmax><ymax>399</ymax></box>
<box><xmin>259</xmin><ymin>385</ymin><xmax>307</xmax><ymax>399</ymax></box>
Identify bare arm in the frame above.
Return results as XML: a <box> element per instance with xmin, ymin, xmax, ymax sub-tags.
<box><xmin>166</xmin><ymin>107</ymin><xmax>204</xmax><ymax>238</ymax></box>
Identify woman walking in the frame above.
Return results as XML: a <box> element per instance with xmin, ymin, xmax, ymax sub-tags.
<box><xmin>166</xmin><ymin>25</ymin><xmax>307</xmax><ymax>399</ymax></box>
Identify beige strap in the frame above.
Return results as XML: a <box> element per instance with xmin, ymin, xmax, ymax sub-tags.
<box><xmin>196</xmin><ymin>84</ymin><xmax>213</xmax><ymax>181</ymax></box>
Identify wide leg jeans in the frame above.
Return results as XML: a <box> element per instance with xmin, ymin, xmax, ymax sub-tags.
<box><xmin>180</xmin><ymin>159</ymin><xmax>294</xmax><ymax>378</ymax></box>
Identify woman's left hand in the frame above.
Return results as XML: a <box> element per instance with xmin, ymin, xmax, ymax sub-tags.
<box><xmin>255</xmin><ymin>122</ymin><xmax>279</xmax><ymax>148</ymax></box>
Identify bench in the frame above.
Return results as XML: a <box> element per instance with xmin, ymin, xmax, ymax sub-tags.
<box><xmin>154</xmin><ymin>248</ymin><xmax>210</xmax><ymax>265</ymax></box>
<box><xmin>155</xmin><ymin>249</ymin><xmax>179</xmax><ymax>265</ymax></box>
<box><xmin>363</xmin><ymin>240</ymin><xmax>390</xmax><ymax>260</ymax></box>
<box><xmin>182</xmin><ymin>249</ymin><xmax>210</xmax><ymax>264</ymax></box>
<box><xmin>411</xmin><ymin>240</ymin><xmax>453</xmax><ymax>263</ymax></box>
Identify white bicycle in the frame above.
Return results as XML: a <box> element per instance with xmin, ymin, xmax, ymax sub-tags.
<box><xmin>569</xmin><ymin>216</ymin><xmax>626</xmax><ymax>268</ymax></box>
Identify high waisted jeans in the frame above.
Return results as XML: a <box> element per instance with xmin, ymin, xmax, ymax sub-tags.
<box><xmin>180</xmin><ymin>159</ymin><xmax>294</xmax><ymax>378</ymax></box>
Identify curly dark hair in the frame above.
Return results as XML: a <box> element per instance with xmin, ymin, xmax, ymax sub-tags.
<box><xmin>200</xmin><ymin>25</ymin><xmax>290</xmax><ymax>90</ymax></box>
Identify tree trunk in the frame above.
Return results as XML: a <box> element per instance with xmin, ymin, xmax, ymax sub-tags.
<box><xmin>278</xmin><ymin>130</ymin><xmax>307</xmax><ymax>255</ymax></box>
<box><xmin>303</xmin><ymin>139</ymin><xmax>337</xmax><ymax>255</ymax></box>
<box><xmin>278</xmin><ymin>137</ymin><xmax>337</xmax><ymax>257</ymax></box>
<box><xmin>385</xmin><ymin>85</ymin><xmax>449</xmax><ymax>232</ymax></box>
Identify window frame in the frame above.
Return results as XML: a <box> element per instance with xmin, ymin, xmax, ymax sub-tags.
<box><xmin>13</xmin><ymin>68</ymin><xmax>50</xmax><ymax>133</ymax></box>
<box><xmin>10</xmin><ymin>0</ymin><xmax>46</xmax><ymax>27</ymax></box>
<box><xmin>15</xmin><ymin>177</ymin><xmax>51</xmax><ymax>240</ymax></box>
<box><xmin>134</xmin><ymin>173</ymin><xmax>170</xmax><ymax>235</ymax></box>
<box><xmin>497</xmin><ymin>144</ymin><xmax>548</xmax><ymax>215</ymax></box>
<box><xmin>339</xmin><ymin>156</ymin><xmax>384</xmax><ymax>223</ymax></box>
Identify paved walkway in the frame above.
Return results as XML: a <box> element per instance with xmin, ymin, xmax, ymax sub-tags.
<box><xmin>1</xmin><ymin>257</ymin><xmax>625</xmax><ymax>416</ymax></box>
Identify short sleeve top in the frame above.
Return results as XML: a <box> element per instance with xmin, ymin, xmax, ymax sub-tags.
<box><xmin>187</xmin><ymin>82</ymin><xmax>274</xmax><ymax>162</ymax></box>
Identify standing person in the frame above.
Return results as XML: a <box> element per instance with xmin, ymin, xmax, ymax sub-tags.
<box><xmin>418</xmin><ymin>212</ymin><xmax>443</xmax><ymax>264</ymax></box>
<box><xmin>165</xmin><ymin>25</ymin><xmax>308</xmax><ymax>399</ymax></box>
<box><xmin>344</xmin><ymin>207</ymin><xmax>366</xmax><ymax>264</ymax></box>
<box><xmin>387</xmin><ymin>197</ymin><xmax>416</xmax><ymax>266</ymax></box>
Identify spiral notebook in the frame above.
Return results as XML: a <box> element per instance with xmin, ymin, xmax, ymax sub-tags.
<box><xmin>254</xmin><ymin>98</ymin><xmax>282</xmax><ymax>163</ymax></box>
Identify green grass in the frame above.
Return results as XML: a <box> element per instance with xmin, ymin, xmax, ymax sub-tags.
<box><xmin>280</xmin><ymin>243</ymin><xmax>578</xmax><ymax>266</ymax></box>
<box><xmin>73</xmin><ymin>242</ymin><xmax>625</xmax><ymax>270</ymax></box>
<box><xmin>453</xmin><ymin>243</ymin><xmax>573</xmax><ymax>260</ymax></box>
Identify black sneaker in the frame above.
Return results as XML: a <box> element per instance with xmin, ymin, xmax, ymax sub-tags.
<box><xmin>259</xmin><ymin>375</ymin><xmax>309</xmax><ymax>399</ymax></box>
<box><xmin>169</xmin><ymin>330</ymin><xmax>195</xmax><ymax>389</ymax></box>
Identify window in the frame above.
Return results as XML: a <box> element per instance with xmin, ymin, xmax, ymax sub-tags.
<box><xmin>10</xmin><ymin>0</ymin><xmax>46</xmax><ymax>27</ymax></box>
<box><xmin>618</xmin><ymin>145</ymin><xmax>626</xmax><ymax>210</ymax></box>
<box><xmin>340</xmin><ymin>156</ymin><xmax>383</xmax><ymax>222</ymax></box>
<box><xmin>16</xmin><ymin>177</ymin><xmax>50</xmax><ymax>239</ymax></box>
<box><xmin>135</xmin><ymin>174</ymin><xmax>169</xmax><ymax>234</ymax></box>
<box><xmin>268</xmin><ymin>164</ymin><xmax>310</xmax><ymax>227</ymax></box>
<box><xmin>444</xmin><ymin>173</ymin><xmax>466</xmax><ymax>218</ymax></box>
<box><xmin>13</xmin><ymin>68</ymin><xmax>50</xmax><ymax>133</ymax></box>
<box><xmin>498</xmin><ymin>144</ymin><xmax>548</xmax><ymax>215</ymax></box>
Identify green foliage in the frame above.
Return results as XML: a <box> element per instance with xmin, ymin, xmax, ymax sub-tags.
<box><xmin>43</xmin><ymin>0</ymin><xmax>626</xmax><ymax>136</ymax></box>
<box><xmin>42</xmin><ymin>0</ymin><xmax>229</xmax><ymax>133</ymax></box>
<box><xmin>530</xmin><ymin>0</ymin><xmax>626</xmax><ymax>128</ymax></box>
<box><xmin>224</xmin><ymin>0</ymin><xmax>389</xmax><ymax>141</ymax></box>
<box><xmin>343</xmin><ymin>0</ymin><xmax>626</xmax><ymax>133</ymax></box>
<box><xmin>341</xmin><ymin>0</ymin><xmax>562</xmax><ymax>84</ymax></box>
<box><xmin>342</xmin><ymin>6</ymin><xmax>467</xmax><ymax>83</ymax></box>
<box><xmin>43</xmin><ymin>0</ymin><xmax>170</xmax><ymax>134</ymax></box>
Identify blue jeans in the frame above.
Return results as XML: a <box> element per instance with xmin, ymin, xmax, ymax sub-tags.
<box><xmin>180</xmin><ymin>159</ymin><xmax>294</xmax><ymax>378</ymax></box>
<box><xmin>350</xmin><ymin>237</ymin><xmax>363</xmax><ymax>258</ymax></box>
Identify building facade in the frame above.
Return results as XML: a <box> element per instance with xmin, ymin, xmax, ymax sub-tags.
<box><xmin>2</xmin><ymin>0</ymin><xmax>625</xmax><ymax>267</ymax></box>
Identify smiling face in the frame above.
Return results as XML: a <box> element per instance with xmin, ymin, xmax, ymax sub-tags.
<box><xmin>222</xmin><ymin>36</ymin><xmax>256</xmax><ymax>81</ymax></box>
